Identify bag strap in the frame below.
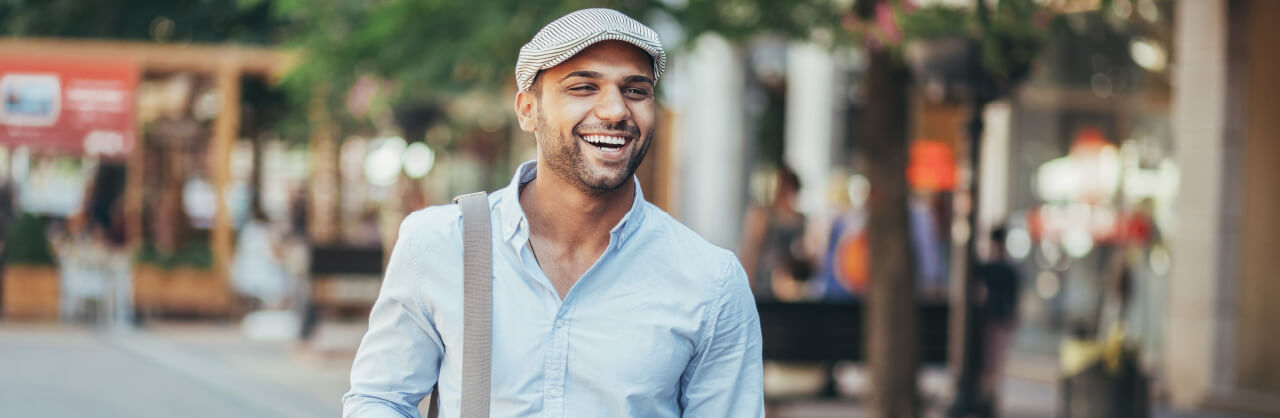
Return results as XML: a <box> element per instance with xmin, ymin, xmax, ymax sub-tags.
<box><xmin>428</xmin><ymin>192</ymin><xmax>493</xmax><ymax>418</ymax></box>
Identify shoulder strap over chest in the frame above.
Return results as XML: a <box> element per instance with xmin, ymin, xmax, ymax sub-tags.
<box><xmin>429</xmin><ymin>192</ymin><xmax>492</xmax><ymax>418</ymax></box>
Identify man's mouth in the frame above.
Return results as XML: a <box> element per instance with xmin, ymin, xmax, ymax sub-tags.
<box><xmin>580</xmin><ymin>134</ymin><xmax>631</xmax><ymax>153</ymax></box>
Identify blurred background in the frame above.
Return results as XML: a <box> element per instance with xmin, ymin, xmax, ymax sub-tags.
<box><xmin>0</xmin><ymin>0</ymin><xmax>1276</xmax><ymax>417</ymax></box>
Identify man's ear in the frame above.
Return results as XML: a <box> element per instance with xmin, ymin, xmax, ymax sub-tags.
<box><xmin>515</xmin><ymin>90</ymin><xmax>537</xmax><ymax>133</ymax></box>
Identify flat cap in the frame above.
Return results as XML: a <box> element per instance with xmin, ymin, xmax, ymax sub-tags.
<box><xmin>515</xmin><ymin>8</ymin><xmax>666</xmax><ymax>92</ymax></box>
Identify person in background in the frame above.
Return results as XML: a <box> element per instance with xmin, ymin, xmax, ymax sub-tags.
<box><xmin>52</xmin><ymin>163</ymin><xmax>130</xmax><ymax>325</ymax></box>
<box><xmin>979</xmin><ymin>224</ymin><xmax>1022</xmax><ymax>404</ymax></box>
<box><xmin>815</xmin><ymin>173</ymin><xmax>870</xmax><ymax>300</ymax></box>
<box><xmin>231</xmin><ymin>207</ymin><xmax>293</xmax><ymax>310</ymax></box>
<box><xmin>81</xmin><ymin>164</ymin><xmax>128</xmax><ymax>246</ymax></box>
<box><xmin>0</xmin><ymin>177</ymin><xmax>13</xmax><ymax>308</ymax></box>
<box><xmin>288</xmin><ymin>187</ymin><xmax>309</xmax><ymax>241</ymax></box>
<box><xmin>908</xmin><ymin>191</ymin><xmax>946</xmax><ymax>299</ymax></box>
<box><xmin>738</xmin><ymin>164</ymin><xmax>810</xmax><ymax>301</ymax></box>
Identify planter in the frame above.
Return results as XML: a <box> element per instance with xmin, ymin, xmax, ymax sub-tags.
<box><xmin>1059</xmin><ymin>335</ymin><xmax>1150</xmax><ymax>417</ymax></box>
<box><xmin>134</xmin><ymin>264</ymin><xmax>232</xmax><ymax>317</ymax></box>
<box><xmin>2</xmin><ymin>265</ymin><xmax>60</xmax><ymax>320</ymax></box>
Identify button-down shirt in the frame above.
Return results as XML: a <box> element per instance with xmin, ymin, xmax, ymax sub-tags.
<box><xmin>343</xmin><ymin>161</ymin><xmax>764</xmax><ymax>418</ymax></box>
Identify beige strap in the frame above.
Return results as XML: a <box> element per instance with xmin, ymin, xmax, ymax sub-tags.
<box><xmin>456</xmin><ymin>192</ymin><xmax>492</xmax><ymax>417</ymax></box>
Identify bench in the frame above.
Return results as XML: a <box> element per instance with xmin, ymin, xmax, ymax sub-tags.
<box><xmin>757</xmin><ymin>300</ymin><xmax>951</xmax><ymax>398</ymax></box>
<box><xmin>308</xmin><ymin>246</ymin><xmax>384</xmax><ymax>319</ymax></box>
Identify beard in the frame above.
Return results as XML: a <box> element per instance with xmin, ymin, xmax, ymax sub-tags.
<box><xmin>536</xmin><ymin>109</ymin><xmax>652</xmax><ymax>195</ymax></box>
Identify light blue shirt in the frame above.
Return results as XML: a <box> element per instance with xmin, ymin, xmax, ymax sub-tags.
<box><xmin>343</xmin><ymin>161</ymin><xmax>764</xmax><ymax>418</ymax></box>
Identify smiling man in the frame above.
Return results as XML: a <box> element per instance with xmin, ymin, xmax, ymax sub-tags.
<box><xmin>343</xmin><ymin>8</ymin><xmax>763</xmax><ymax>418</ymax></box>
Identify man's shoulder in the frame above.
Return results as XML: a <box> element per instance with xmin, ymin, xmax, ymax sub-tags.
<box><xmin>398</xmin><ymin>189</ymin><xmax>512</xmax><ymax>246</ymax></box>
<box><xmin>398</xmin><ymin>203</ymin><xmax>464</xmax><ymax>247</ymax></box>
<box><xmin>636</xmin><ymin>203</ymin><xmax>743</xmax><ymax>278</ymax></box>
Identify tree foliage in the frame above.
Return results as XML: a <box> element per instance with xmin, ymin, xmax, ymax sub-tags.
<box><xmin>0</xmin><ymin>0</ymin><xmax>287</xmax><ymax>44</ymax></box>
<box><xmin>273</xmin><ymin>0</ymin><xmax>668</xmax><ymax>109</ymax></box>
<box><xmin>270</xmin><ymin>0</ymin><xmax>1050</xmax><ymax>124</ymax></box>
<box><xmin>1</xmin><ymin>0</ymin><xmax>1051</xmax><ymax>137</ymax></box>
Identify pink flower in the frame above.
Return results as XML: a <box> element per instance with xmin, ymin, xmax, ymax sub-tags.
<box><xmin>876</xmin><ymin>2</ymin><xmax>903</xmax><ymax>45</ymax></box>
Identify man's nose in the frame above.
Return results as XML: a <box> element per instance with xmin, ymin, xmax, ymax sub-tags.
<box><xmin>593</xmin><ymin>87</ymin><xmax>630</xmax><ymax>122</ymax></box>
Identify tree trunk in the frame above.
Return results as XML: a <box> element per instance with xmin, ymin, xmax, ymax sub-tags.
<box><xmin>862</xmin><ymin>47</ymin><xmax>919</xmax><ymax>416</ymax></box>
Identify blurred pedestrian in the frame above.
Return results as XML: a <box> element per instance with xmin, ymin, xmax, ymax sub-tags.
<box><xmin>231</xmin><ymin>207</ymin><xmax>293</xmax><ymax>310</ymax></box>
<box><xmin>979</xmin><ymin>224</ymin><xmax>1022</xmax><ymax>405</ymax></box>
<box><xmin>345</xmin><ymin>8</ymin><xmax>763</xmax><ymax>418</ymax></box>
<box><xmin>739</xmin><ymin>164</ymin><xmax>810</xmax><ymax>301</ymax></box>
<box><xmin>909</xmin><ymin>191</ymin><xmax>946</xmax><ymax>299</ymax></box>
<box><xmin>0</xmin><ymin>177</ymin><xmax>13</xmax><ymax>307</ymax></box>
<box><xmin>816</xmin><ymin>173</ymin><xmax>871</xmax><ymax>300</ymax></box>
<box><xmin>81</xmin><ymin>163</ymin><xmax>127</xmax><ymax>247</ymax></box>
<box><xmin>288</xmin><ymin>187</ymin><xmax>308</xmax><ymax>240</ymax></box>
<box><xmin>52</xmin><ymin>163</ymin><xmax>131</xmax><ymax>325</ymax></box>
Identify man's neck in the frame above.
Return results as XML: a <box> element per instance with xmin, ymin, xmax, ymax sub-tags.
<box><xmin>520</xmin><ymin>163</ymin><xmax>635</xmax><ymax>250</ymax></box>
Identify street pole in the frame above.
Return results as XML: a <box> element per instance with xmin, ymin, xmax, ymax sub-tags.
<box><xmin>950</xmin><ymin>97</ymin><xmax>990</xmax><ymax>417</ymax></box>
<box><xmin>949</xmin><ymin>0</ymin><xmax>995</xmax><ymax>416</ymax></box>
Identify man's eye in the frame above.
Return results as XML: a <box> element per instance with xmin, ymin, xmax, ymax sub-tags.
<box><xmin>570</xmin><ymin>85</ymin><xmax>597</xmax><ymax>92</ymax></box>
<box><xmin>625</xmin><ymin>88</ymin><xmax>651</xmax><ymax>97</ymax></box>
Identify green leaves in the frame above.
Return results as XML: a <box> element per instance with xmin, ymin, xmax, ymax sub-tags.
<box><xmin>900</xmin><ymin>4</ymin><xmax>974</xmax><ymax>41</ymax></box>
<box><xmin>281</xmin><ymin>0</ymin><xmax>659</xmax><ymax>104</ymax></box>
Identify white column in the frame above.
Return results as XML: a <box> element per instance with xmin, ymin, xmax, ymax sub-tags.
<box><xmin>978</xmin><ymin>101</ymin><xmax>1011</xmax><ymax>231</ymax></box>
<box><xmin>1166</xmin><ymin>0</ymin><xmax>1232</xmax><ymax>408</ymax></box>
<box><xmin>674</xmin><ymin>33</ymin><xmax>748</xmax><ymax>250</ymax></box>
<box><xmin>784</xmin><ymin>42</ymin><xmax>838</xmax><ymax>215</ymax></box>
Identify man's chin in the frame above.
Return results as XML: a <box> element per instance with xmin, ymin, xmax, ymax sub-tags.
<box><xmin>578</xmin><ymin>168</ymin><xmax>633</xmax><ymax>194</ymax></box>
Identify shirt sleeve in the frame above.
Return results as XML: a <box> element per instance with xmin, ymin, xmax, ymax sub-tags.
<box><xmin>679</xmin><ymin>255</ymin><xmax>765</xmax><ymax>418</ymax></box>
<box><xmin>343</xmin><ymin>212</ymin><xmax>446</xmax><ymax>418</ymax></box>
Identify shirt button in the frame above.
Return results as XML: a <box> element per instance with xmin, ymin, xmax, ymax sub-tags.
<box><xmin>554</xmin><ymin>320</ymin><xmax>565</xmax><ymax>328</ymax></box>
<box><xmin>549</xmin><ymin>387</ymin><xmax>562</xmax><ymax>397</ymax></box>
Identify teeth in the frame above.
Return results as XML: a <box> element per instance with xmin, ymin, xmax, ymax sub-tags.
<box><xmin>583</xmin><ymin>135</ymin><xmax>626</xmax><ymax>145</ymax></box>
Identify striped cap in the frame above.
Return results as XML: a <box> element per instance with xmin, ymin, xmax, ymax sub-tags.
<box><xmin>515</xmin><ymin>8</ymin><xmax>666</xmax><ymax>92</ymax></box>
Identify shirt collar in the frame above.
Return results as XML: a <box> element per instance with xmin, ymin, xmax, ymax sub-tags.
<box><xmin>498</xmin><ymin>160</ymin><xmax>648</xmax><ymax>252</ymax></box>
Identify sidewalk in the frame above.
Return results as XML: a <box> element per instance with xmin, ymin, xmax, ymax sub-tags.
<box><xmin>0</xmin><ymin>322</ymin><xmax>349</xmax><ymax>418</ymax></box>
<box><xmin>1001</xmin><ymin>349</ymin><xmax>1273</xmax><ymax>418</ymax></box>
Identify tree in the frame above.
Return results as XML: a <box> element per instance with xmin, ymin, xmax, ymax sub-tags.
<box><xmin>1</xmin><ymin>0</ymin><xmax>287</xmax><ymax>44</ymax></box>
<box><xmin>859</xmin><ymin>17</ymin><xmax>920</xmax><ymax>418</ymax></box>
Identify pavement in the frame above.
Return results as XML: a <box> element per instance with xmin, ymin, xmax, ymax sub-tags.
<box><xmin>0</xmin><ymin>322</ymin><xmax>350</xmax><ymax>418</ymax></box>
<box><xmin>0</xmin><ymin>321</ymin><xmax>1269</xmax><ymax>418</ymax></box>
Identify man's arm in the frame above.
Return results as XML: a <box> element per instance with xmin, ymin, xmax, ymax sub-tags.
<box><xmin>343</xmin><ymin>212</ymin><xmax>446</xmax><ymax>418</ymax></box>
<box><xmin>679</xmin><ymin>256</ymin><xmax>765</xmax><ymax>418</ymax></box>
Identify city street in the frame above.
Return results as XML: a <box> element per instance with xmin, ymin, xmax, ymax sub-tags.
<box><xmin>3</xmin><ymin>0</ymin><xmax>1280</xmax><ymax>416</ymax></box>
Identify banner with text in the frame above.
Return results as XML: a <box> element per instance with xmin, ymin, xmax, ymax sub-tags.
<box><xmin>1</xmin><ymin>57</ymin><xmax>138</xmax><ymax>158</ymax></box>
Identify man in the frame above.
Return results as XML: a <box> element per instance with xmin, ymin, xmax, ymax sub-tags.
<box><xmin>978</xmin><ymin>225</ymin><xmax>1021</xmax><ymax>409</ymax></box>
<box><xmin>343</xmin><ymin>8</ymin><xmax>764</xmax><ymax>418</ymax></box>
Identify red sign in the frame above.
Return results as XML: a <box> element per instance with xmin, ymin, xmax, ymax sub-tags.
<box><xmin>907</xmin><ymin>139</ymin><xmax>957</xmax><ymax>191</ymax></box>
<box><xmin>1</xmin><ymin>57</ymin><xmax>138</xmax><ymax>157</ymax></box>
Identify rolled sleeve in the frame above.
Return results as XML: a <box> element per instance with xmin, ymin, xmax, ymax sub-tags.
<box><xmin>343</xmin><ymin>213</ymin><xmax>446</xmax><ymax>418</ymax></box>
<box><xmin>679</xmin><ymin>256</ymin><xmax>765</xmax><ymax>418</ymax></box>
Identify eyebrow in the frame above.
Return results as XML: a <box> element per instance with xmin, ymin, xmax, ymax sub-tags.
<box><xmin>624</xmin><ymin>75</ymin><xmax>655</xmax><ymax>86</ymax></box>
<box><xmin>559</xmin><ymin>71</ymin><xmax>655</xmax><ymax>86</ymax></box>
<box><xmin>560</xmin><ymin>71</ymin><xmax>603</xmax><ymax>82</ymax></box>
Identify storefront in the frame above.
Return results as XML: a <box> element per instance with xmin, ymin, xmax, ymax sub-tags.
<box><xmin>0</xmin><ymin>38</ymin><xmax>291</xmax><ymax>320</ymax></box>
<box><xmin>995</xmin><ymin>1</ymin><xmax>1177</xmax><ymax>366</ymax></box>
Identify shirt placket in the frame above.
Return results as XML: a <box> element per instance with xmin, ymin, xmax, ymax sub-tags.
<box><xmin>542</xmin><ymin>311</ymin><xmax>571</xmax><ymax>417</ymax></box>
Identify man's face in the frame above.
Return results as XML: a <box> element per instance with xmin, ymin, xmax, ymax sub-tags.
<box><xmin>516</xmin><ymin>41</ymin><xmax>656</xmax><ymax>195</ymax></box>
